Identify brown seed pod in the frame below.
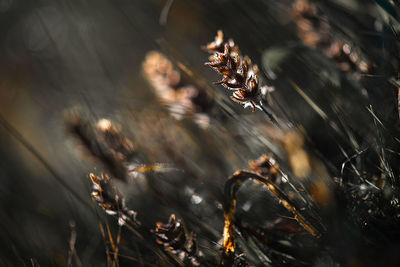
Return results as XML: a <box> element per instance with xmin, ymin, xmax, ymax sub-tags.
<box><xmin>142</xmin><ymin>51</ymin><xmax>213</xmax><ymax>129</ymax></box>
<box><xmin>89</xmin><ymin>173</ymin><xmax>138</xmax><ymax>226</ymax></box>
<box><xmin>153</xmin><ymin>214</ymin><xmax>203</xmax><ymax>266</ymax></box>
<box><xmin>66</xmin><ymin>114</ymin><xmax>135</xmax><ymax>182</ymax></box>
<box><xmin>204</xmin><ymin>31</ymin><xmax>265</xmax><ymax>111</ymax></box>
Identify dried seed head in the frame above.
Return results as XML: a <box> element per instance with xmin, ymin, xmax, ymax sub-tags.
<box><xmin>89</xmin><ymin>173</ymin><xmax>138</xmax><ymax>226</ymax></box>
<box><xmin>154</xmin><ymin>214</ymin><xmax>187</xmax><ymax>252</ymax></box>
<box><xmin>95</xmin><ymin>119</ymin><xmax>135</xmax><ymax>162</ymax></box>
<box><xmin>142</xmin><ymin>51</ymin><xmax>212</xmax><ymax>129</ymax></box>
<box><xmin>204</xmin><ymin>31</ymin><xmax>266</xmax><ymax>111</ymax></box>
<box><xmin>66</xmin><ymin>114</ymin><xmax>135</xmax><ymax>182</ymax></box>
<box><xmin>292</xmin><ymin>0</ymin><xmax>371</xmax><ymax>73</ymax></box>
<box><xmin>142</xmin><ymin>51</ymin><xmax>181</xmax><ymax>88</ymax></box>
<box><xmin>248</xmin><ymin>154</ymin><xmax>279</xmax><ymax>179</ymax></box>
<box><xmin>153</xmin><ymin>214</ymin><xmax>203</xmax><ymax>266</ymax></box>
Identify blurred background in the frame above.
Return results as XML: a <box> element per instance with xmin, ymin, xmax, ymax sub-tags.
<box><xmin>1</xmin><ymin>0</ymin><xmax>400</xmax><ymax>266</ymax></box>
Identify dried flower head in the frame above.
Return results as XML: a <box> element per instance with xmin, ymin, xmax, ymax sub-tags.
<box><xmin>292</xmin><ymin>0</ymin><xmax>371</xmax><ymax>73</ymax></box>
<box><xmin>66</xmin><ymin>114</ymin><xmax>135</xmax><ymax>182</ymax></box>
<box><xmin>95</xmin><ymin>119</ymin><xmax>135</xmax><ymax>162</ymax></box>
<box><xmin>142</xmin><ymin>51</ymin><xmax>212</xmax><ymax>129</ymax></box>
<box><xmin>204</xmin><ymin>30</ymin><xmax>267</xmax><ymax>111</ymax></box>
<box><xmin>248</xmin><ymin>154</ymin><xmax>280</xmax><ymax>179</ymax></box>
<box><xmin>154</xmin><ymin>214</ymin><xmax>186</xmax><ymax>252</ymax></box>
<box><xmin>153</xmin><ymin>214</ymin><xmax>202</xmax><ymax>266</ymax></box>
<box><xmin>89</xmin><ymin>173</ymin><xmax>138</xmax><ymax>226</ymax></box>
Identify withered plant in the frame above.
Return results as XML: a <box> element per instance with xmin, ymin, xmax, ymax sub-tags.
<box><xmin>204</xmin><ymin>31</ymin><xmax>279</xmax><ymax>125</ymax></box>
<box><xmin>89</xmin><ymin>173</ymin><xmax>138</xmax><ymax>227</ymax></box>
<box><xmin>8</xmin><ymin>1</ymin><xmax>400</xmax><ymax>266</ymax></box>
<box><xmin>153</xmin><ymin>214</ymin><xmax>204</xmax><ymax>266</ymax></box>
<box><xmin>142</xmin><ymin>51</ymin><xmax>213</xmax><ymax>129</ymax></box>
<box><xmin>221</xmin><ymin>154</ymin><xmax>325</xmax><ymax>266</ymax></box>
<box><xmin>291</xmin><ymin>0</ymin><xmax>371</xmax><ymax>74</ymax></box>
<box><xmin>66</xmin><ymin>114</ymin><xmax>136</xmax><ymax>182</ymax></box>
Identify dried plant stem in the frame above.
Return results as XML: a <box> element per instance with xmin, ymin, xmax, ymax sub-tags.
<box><xmin>98</xmin><ymin>222</ymin><xmax>113</xmax><ymax>267</ymax></box>
<box><xmin>259</xmin><ymin>104</ymin><xmax>281</xmax><ymax>128</ymax></box>
<box><xmin>221</xmin><ymin>170</ymin><xmax>321</xmax><ymax>265</ymax></box>
<box><xmin>67</xmin><ymin>221</ymin><xmax>82</xmax><ymax>267</ymax></box>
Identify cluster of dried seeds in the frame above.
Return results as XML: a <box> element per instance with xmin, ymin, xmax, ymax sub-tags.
<box><xmin>66</xmin><ymin>115</ymin><xmax>135</xmax><ymax>182</ymax></box>
<box><xmin>292</xmin><ymin>0</ymin><xmax>371</xmax><ymax>73</ymax></box>
<box><xmin>153</xmin><ymin>214</ymin><xmax>203</xmax><ymax>266</ymax></box>
<box><xmin>204</xmin><ymin>31</ymin><xmax>271</xmax><ymax>111</ymax></box>
<box><xmin>142</xmin><ymin>51</ymin><xmax>213</xmax><ymax>129</ymax></box>
<box><xmin>90</xmin><ymin>173</ymin><xmax>138</xmax><ymax>226</ymax></box>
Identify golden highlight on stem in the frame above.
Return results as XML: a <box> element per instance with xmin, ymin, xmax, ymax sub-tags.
<box><xmin>222</xmin><ymin>205</ymin><xmax>236</xmax><ymax>255</ymax></box>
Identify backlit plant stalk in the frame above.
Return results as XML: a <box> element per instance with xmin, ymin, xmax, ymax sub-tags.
<box><xmin>221</xmin><ymin>154</ymin><xmax>322</xmax><ymax>266</ymax></box>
